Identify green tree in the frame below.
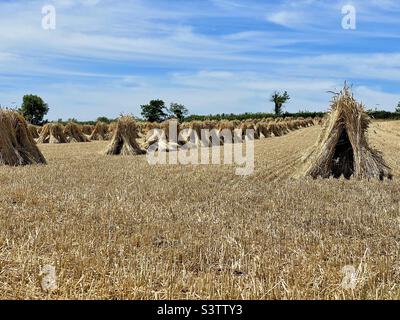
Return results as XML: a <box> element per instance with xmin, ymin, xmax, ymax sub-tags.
<box><xmin>19</xmin><ymin>94</ymin><xmax>49</xmax><ymax>125</ymax></box>
<box><xmin>169</xmin><ymin>102</ymin><xmax>189</xmax><ymax>122</ymax></box>
<box><xmin>396</xmin><ymin>101</ymin><xmax>400</xmax><ymax>113</ymax></box>
<box><xmin>140</xmin><ymin>99</ymin><xmax>168</xmax><ymax>122</ymax></box>
<box><xmin>270</xmin><ymin>91</ymin><xmax>290</xmax><ymax>116</ymax></box>
<box><xmin>97</xmin><ymin>116</ymin><xmax>112</xmax><ymax>124</ymax></box>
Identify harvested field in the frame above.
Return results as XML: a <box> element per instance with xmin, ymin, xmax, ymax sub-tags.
<box><xmin>0</xmin><ymin>121</ymin><xmax>399</xmax><ymax>299</ymax></box>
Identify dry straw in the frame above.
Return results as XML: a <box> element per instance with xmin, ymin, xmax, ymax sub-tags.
<box><xmin>106</xmin><ymin>122</ymin><xmax>117</xmax><ymax>140</ymax></box>
<box><xmin>0</xmin><ymin>110</ymin><xmax>46</xmax><ymax>165</ymax></box>
<box><xmin>104</xmin><ymin>116</ymin><xmax>145</xmax><ymax>155</ymax></box>
<box><xmin>297</xmin><ymin>85</ymin><xmax>392</xmax><ymax>180</ymax></box>
<box><xmin>143</xmin><ymin>119</ymin><xmax>181</xmax><ymax>151</ymax></box>
<box><xmin>81</xmin><ymin>124</ymin><xmax>94</xmax><ymax>135</ymax></box>
<box><xmin>240</xmin><ymin>122</ymin><xmax>259</xmax><ymax>139</ymax></box>
<box><xmin>160</xmin><ymin>118</ymin><xmax>180</xmax><ymax>141</ymax></box>
<box><xmin>28</xmin><ymin>124</ymin><xmax>39</xmax><ymax>139</ymax></box>
<box><xmin>36</xmin><ymin>123</ymin><xmax>67</xmax><ymax>144</ymax></box>
<box><xmin>90</xmin><ymin>122</ymin><xmax>109</xmax><ymax>141</ymax></box>
<box><xmin>64</xmin><ymin>122</ymin><xmax>90</xmax><ymax>143</ymax></box>
<box><xmin>177</xmin><ymin>121</ymin><xmax>206</xmax><ymax>146</ymax></box>
<box><xmin>269</xmin><ymin>123</ymin><xmax>283</xmax><ymax>137</ymax></box>
<box><xmin>258</xmin><ymin>122</ymin><xmax>272</xmax><ymax>138</ymax></box>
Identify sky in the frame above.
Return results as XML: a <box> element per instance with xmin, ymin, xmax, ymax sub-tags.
<box><xmin>0</xmin><ymin>0</ymin><xmax>400</xmax><ymax>120</ymax></box>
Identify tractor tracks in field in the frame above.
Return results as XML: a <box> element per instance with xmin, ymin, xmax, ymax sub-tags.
<box><xmin>254</xmin><ymin>126</ymin><xmax>320</xmax><ymax>180</ymax></box>
<box><xmin>370</xmin><ymin>122</ymin><xmax>400</xmax><ymax>175</ymax></box>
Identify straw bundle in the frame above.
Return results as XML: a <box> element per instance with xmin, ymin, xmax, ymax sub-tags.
<box><xmin>0</xmin><ymin>110</ymin><xmax>46</xmax><ymax>165</ymax></box>
<box><xmin>305</xmin><ymin>118</ymin><xmax>314</xmax><ymax>127</ymax></box>
<box><xmin>297</xmin><ymin>85</ymin><xmax>392</xmax><ymax>180</ymax></box>
<box><xmin>82</xmin><ymin>124</ymin><xmax>94</xmax><ymax>135</ymax></box>
<box><xmin>203</xmin><ymin>120</ymin><xmax>219</xmax><ymax>130</ymax></box>
<box><xmin>28</xmin><ymin>124</ymin><xmax>39</xmax><ymax>139</ymax></box>
<box><xmin>104</xmin><ymin>116</ymin><xmax>145</xmax><ymax>155</ymax></box>
<box><xmin>258</xmin><ymin>122</ymin><xmax>272</xmax><ymax>138</ymax></box>
<box><xmin>239</xmin><ymin>122</ymin><xmax>259</xmax><ymax>139</ymax></box>
<box><xmin>218</xmin><ymin>120</ymin><xmax>235</xmax><ymax>132</ymax></box>
<box><xmin>268</xmin><ymin>123</ymin><xmax>283</xmax><ymax>137</ymax></box>
<box><xmin>90</xmin><ymin>122</ymin><xmax>109</xmax><ymax>141</ymax></box>
<box><xmin>64</xmin><ymin>122</ymin><xmax>90</xmax><ymax>143</ymax></box>
<box><xmin>277</xmin><ymin>123</ymin><xmax>290</xmax><ymax>135</ymax></box>
<box><xmin>37</xmin><ymin>123</ymin><xmax>67</xmax><ymax>144</ymax></box>
<box><xmin>146</xmin><ymin>119</ymin><xmax>180</xmax><ymax>151</ymax></box>
<box><xmin>286</xmin><ymin>121</ymin><xmax>298</xmax><ymax>131</ymax></box>
<box><xmin>106</xmin><ymin>122</ymin><xmax>117</xmax><ymax>140</ymax></box>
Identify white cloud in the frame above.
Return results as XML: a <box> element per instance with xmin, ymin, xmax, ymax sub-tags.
<box><xmin>267</xmin><ymin>11</ymin><xmax>306</xmax><ymax>28</ymax></box>
<box><xmin>353</xmin><ymin>86</ymin><xmax>399</xmax><ymax>110</ymax></box>
<box><xmin>0</xmin><ymin>0</ymin><xmax>399</xmax><ymax>119</ymax></box>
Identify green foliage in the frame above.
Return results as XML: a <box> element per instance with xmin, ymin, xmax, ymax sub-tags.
<box><xmin>185</xmin><ymin>110</ymin><xmax>400</xmax><ymax>122</ymax></box>
<box><xmin>54</xmin><ymin>117</ymin><xmax>117</xmax><ymax>126</ymax></box>
<box><xmin>19</xmin><ymin>94</ymin><xmax>49</xmax><ymax>125</ymax></box>
<box><xmin>396</xmin><ymin>101</ymin><xmax>400</xmax><ymax>113</ymax></box>
<box><xmin>185</xmin><ymin>111</ymin><xmax>326</xmax><ymax>122</ymax></box>
<box><xmin>270</xmin><ymin>91</ymin><xmax>290</xmax><ymax>115</ymax></box>
<box><xmin>367</xmin><ymin>110</ymin><xmax>400</xmax><ymax>120</ymax></box>
<box><xmin>140</xmin><ymin>99</ymin><xmax>168</xmax><ymax>122</ymax></box>
<box><xmin>96</xmin><ymin>116</ymin><xmax>113</xmax><ymax>124</ymax></box>
<box><xmin>169</xmin><ymin>103</ymin><xmax>189</xmax><ymax>122</ymax></box>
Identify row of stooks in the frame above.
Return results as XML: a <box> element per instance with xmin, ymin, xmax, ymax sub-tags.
<box><xmin>29</xmin><ymin>116</ymin><xmax>320</xmax><ymax>146</ymax></box>
<box><xmin>0</xmin><ymin>112</ymin><xmax>319</xmax><ymax>166</ymax></box>
<box><xmin>1</xmin><ymin>85</ymin><xmax>391</xmax><ymax>180</ymax></box>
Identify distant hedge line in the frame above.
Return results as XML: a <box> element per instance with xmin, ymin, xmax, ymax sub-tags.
<box><xmin>185</xmin><ymin>111</ymin><xmax>400</xmax><ymax>122</ymax></box>
<box><xmin>367</xmin><ymin>111</ymin><xmax>400</xmax><ymax>120</ymax></box>
<box><xmin>49</xmin><ymin>111</ymin><xmax>400</xmax><ymax>125</ymax></box>
<box><xmin>184</xmin><ymin>112</ymin><xmax>325</xmax><ymax>122</ymax></box>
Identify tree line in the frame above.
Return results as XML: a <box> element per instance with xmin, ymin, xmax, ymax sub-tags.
<box><xmin>3</xmin><ymin>93</ymin><xmax>400</xmax><ymax>125</ymax></box>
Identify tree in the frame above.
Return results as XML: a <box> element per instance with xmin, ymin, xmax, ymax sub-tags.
<box><xmin>396</xmin><ymin>101</ymin><xmax>400</xmax><ymax>113</ymax></box>
<box><xmin>97</xmin><ymin>116</ymin><xmax>112</xmax><ymax>124</ymax></box>
<box><xmin>19</xmin><ymin>94</ymin><xmax>49</xmax><ymax>125</ymax></box>
<box><xmin>270</xmin><ymin>91</ymin><xmax>290</xmax><ymax>116</ymax></box>
<box><xmin>140</xmin><ymin>99</ymin><xmax>168</xmax><ymax>122</ymax></box>
<box><xmin>169</xmin><ymin>103</ymin><xmax>189</xmax><ymax>122</ymax></box>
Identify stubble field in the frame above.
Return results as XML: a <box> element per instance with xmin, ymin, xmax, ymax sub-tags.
<box><xmin>0</xmin><ymin>121</ymin><xmax>399</xmax><ymax>299</ymax></box>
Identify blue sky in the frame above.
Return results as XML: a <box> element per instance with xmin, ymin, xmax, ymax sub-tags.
<box><xmin>0</xmin><ymin>0</ymin><xmax>400</xmax><ymax>120</ymax></box>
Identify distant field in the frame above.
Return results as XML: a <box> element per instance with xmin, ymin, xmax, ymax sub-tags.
<box><xmin>0</xmin><ymin>121</ymin><xmax>399</xmax><ymax>299</ymax></box>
